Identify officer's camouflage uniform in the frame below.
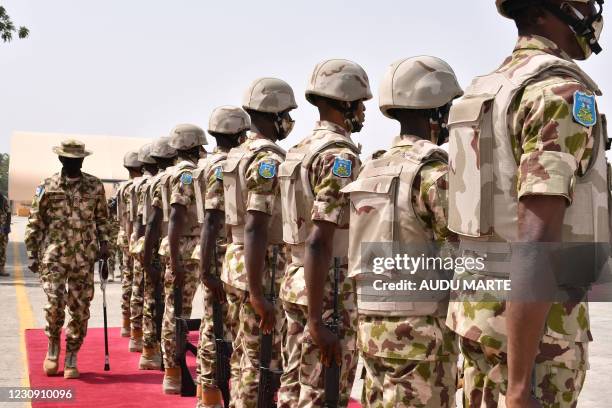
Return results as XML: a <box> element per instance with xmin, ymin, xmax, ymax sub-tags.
<box><xmin>0</xmin><ymin>194</ymin><xmax>9</xmax><ymax>271</ymax></box>
<box><xmin>446</xmin><ymin>35</ymin><xmax>608</xmax><ymax>407</ymax></box>
<box><xmin>279</xmin><ymin>120</ymin><xmax>361</xmax><ymax>408</ymax></box>
<box><xmin>158</xmin><ymin>160</ymin><xmax>201</xmax><ymax>369</ymax></box>
<box><xmin>25</xmin><ymin>171</ymin><xmax>109</xmax><ymax>353</ymax></box>
<box><xmin>118</xmin><ymin>179</ymin><xmax>136</xmax><ymax>322</ymax></box>
<box><xmin>223</xmin><ymin>132</ymin><xmax>288</xmax><ymax>408</ymax></box>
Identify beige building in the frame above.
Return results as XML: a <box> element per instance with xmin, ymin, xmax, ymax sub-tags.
<box><xmin>9</xmin><ymin>131</ymin><xmax>153</xmax><ymax>214</ymax></box>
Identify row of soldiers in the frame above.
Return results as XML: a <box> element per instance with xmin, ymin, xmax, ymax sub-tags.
<box><xmin>25</xmin><ymin>0</ymin><xmax>607</xmax><ymax>407</ymax></box>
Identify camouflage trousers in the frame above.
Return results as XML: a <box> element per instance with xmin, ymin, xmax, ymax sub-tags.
<box><xmin>0</xmin><ymin>232</ymin><xmax>7</xmax><ymax>267</ymax></box>
<box><xmin>107</xmin><ymin>236</ymin><xmax>118</xmax><ymax>277</ymax></box>
<box><xmin>120</xmin><ymin>245</ymin><xmax>133</xmax><ymax>320</ymax></box>
<box><xmin>460</xmin><ymin>337</ymin><xmax>587</xmax><ymax>408</ymax></box>
<box><xmin>278</xmin><ymin>301</ymin><xmax>358</xmax><ymax>408</ymax></box>
<box><xmin>361</xmin><ymin>353</ymin><xmax>457</xmax><ymax>408</ymax></box>
<box><xmin>142</xmin><ymin>260</ymin><xmax>164</xmax><ymax>349</ymax></box>
<box><xmin>130</xmin><ymin>258</ymin><xmax>145</xmax><ymax>332</ymax></box>
<box><xmin>40</xmin><ymin>260</ymin><xmax>95</xmax><ymax>353</ymax></box>
<box><xmin>161</xmin><ymin>259</ymin><xmax>199</xmax><ymax>369</ymax></box>
<box><xmin>230</xmin><ymin>287</ymin><xmax>285</xmax><ymax>408</ymax></box>
<box><xmin>226</xmin><ymin>284</ymin><xmax>245</xmax><ymax>408</ymax></box>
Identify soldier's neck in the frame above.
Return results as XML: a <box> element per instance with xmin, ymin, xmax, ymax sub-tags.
<box><xmin>177</xmin><ymin>154</ymin><xmax>197</xmax><ymax>165</ymax></box>
<box><xmin>319</xmin><ymin>111</ymin><xmax>350</xmax><ymax>133</ymax></box>
<box><xmin>399</xmin><ymin>119</ymin><xmax>429</xmax><ymax>141</ymax></box>
<box><xmin>250</xmin><ymin>121</ymin><xmax>277</xmax><ymax>142</ymax></box>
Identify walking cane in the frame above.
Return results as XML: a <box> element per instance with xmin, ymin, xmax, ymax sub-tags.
<box><xmin>98</xmin><ymin>259</ymin><xmax>110</xmax><ymax>371</ymax></box>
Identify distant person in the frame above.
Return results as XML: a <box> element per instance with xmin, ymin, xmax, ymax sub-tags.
<box><xmin>0</xmin><ymin>192</ymin><xmax>9</xmax><ymax>277</ymax></box>
<box><xmin>25</xmin><ymin>139</ymin><xmax>110</xmax><ymax>379</ymax></box>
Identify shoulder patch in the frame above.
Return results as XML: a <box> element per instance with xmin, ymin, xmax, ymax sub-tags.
<box><xmin>180</xmin><ymin>172</ymin><xmax>193</xmax><ymax>185</ymax></box>
<box><xmin>332</xmin><ymin>157</ymin><xmax>352</xmax><ymax>178</ymax></box>
<box><xmin>35</xmin><ymin>185</ymin><xmax>45</xmax><ymax>197</ymax></box>
<box><xmin>215</xmin><ymin>166</ymin><xmax>223</xmax><ymax>181</ymax></box>
<box><xmin>258</xmin><ymin>162</ymin><xmax>277</xmax><ymax>179</ymax></box>
<box><xmin>573</xmin><ymin>91</ymin><xmax>597</xmax><ymax>127</ymax></box>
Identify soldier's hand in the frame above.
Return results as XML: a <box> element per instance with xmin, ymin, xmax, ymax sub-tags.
<box><xmin>201</xmin><ymin>273</ymin><xmax>226</xmax><ymax>304</ymax></box>
<box><xmin>308</xmin><ymin>320</ymin><xmax>341</xmax><ymax>368</ymax></box>
<box><xmin>28</xmin><ymin>258</ymin><xmax>39</xmax><ymax>274</ymax></box>
<box><xmin>250</xmin><ymin>294</ymin><xmax>275</xmax><ymax>334</ymax></box>
<box><xmin>98</xmin><ymin>241</ymin><xmax>110</xmax><ymax>260</ymax></box>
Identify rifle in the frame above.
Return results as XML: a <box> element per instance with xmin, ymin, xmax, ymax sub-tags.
<box><xmin>212</xmin><ymin>247</ymin><xmax>232</xmax><ymax>407</ymax></box>
<box><xmin>257</xmin><ymin>246</ymin><xmax>282</xmax><ymax>408</ymax></box>
<box><xmin>98</xmin><ymin>259</ymin><xmax>110</xmax><ymax>371</ymax></box>
<box><xmin>324</xmin><ymin>257</ymin><xmax>341</xmax><ymax>408</ymax></box>
<box><xmin>152</xmin><ymin>255</ymin><xmax>165</xmax><ymax>371</ymax></box>
<box><xmin>174</xmin><ymin>284</ymin><xmax>197</xmax><ymax>397</ymax></box>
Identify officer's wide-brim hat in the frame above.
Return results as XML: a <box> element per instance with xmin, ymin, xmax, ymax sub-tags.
<box><xmin>52</xmin><ymin>139</ymin><xmax>92</xmax><ymax>158</ymax></box>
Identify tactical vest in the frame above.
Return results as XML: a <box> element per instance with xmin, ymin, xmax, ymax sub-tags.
<box><xmin>447</xmin><ymin>53</ymin><xmax>611</xmax><ymax>278</ymax></box>
<box><xmin>171</xmin><ymin>161</ymin><xmax>201</xmax><ymax>237</ymax></box>
<box><xmin>342</xmin><ymin>140</ymin><xmax>450</xmax><ymax>317</ymax></box>
<box><xmin>279</xmin><ymin>131</ymin><xmax>359</xmax><ymax>264</ymax></box>
<box><xmin>222</xmin><ymin>139</ymin><xmax>285</xmax><ymax>245</ymax></box>
<box><xmin>194</xmin><ymin>153</ymin><xmax>225</xmax><ymax>223</ymax></box>
<box><xmin>128</xmin><ymin>176</ymin><xmax>147</xmax><ymax>222</ymax></box>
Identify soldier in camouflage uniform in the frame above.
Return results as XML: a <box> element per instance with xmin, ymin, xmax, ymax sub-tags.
<box><xmin>157</xmin><ymin>124</ymin><xmax>207</xmax><ymax>394</ymax></box>
<box><xmin>220</xmin><ymin>79</ymin><xmax>296</xmax><ymax>408</ymax></box>
<box><xmin>278</xmin><ymin>60</ymin><xmax>371</xmax><ymax>408</ymax></box>
<box><xmin>128</xmin><ymin>143</ymin><xmax>159</xmax><ymax>353</ymax></box>
<box><xmin>116</xmin><ymin>151</ymin><xmax>143</xmax><ymax>337</ymax></box>
<box><xmin>341</xmin><ymin>56</ymin><xmax>463</xmax><ymax>408</ymax></box>
<box><xmin>25</xmin><ymin>139</ymin><xmax>110</xmax><ymax>379</ymax></box>
<box><xmin>106</xmin><ymin>198</ymin><xmax>119</xmax><ymax>282</ymax></box>
<box><xmin>191</xmin><ymin>106</ymin><xmax>250</xmax><ymax>407</ymax></box>
<box><xmin>0</xmin><ymin>193</ymin><xmax>10</xmax><ymax>277</ymax></box>
<box><xmin>446</xmin><ymin>1</ymin><xmax>607</xmax><ymax>407</ymax></box>
<box><xmin>136</xmin><ymin>137</ymin><xmax>177</xmax><ymax>370</ymax></box>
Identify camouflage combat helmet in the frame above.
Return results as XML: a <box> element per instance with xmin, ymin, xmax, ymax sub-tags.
<box><xmin>168</xmin><ymin>124</ymin><xmax>207</xmax><ymax>151</ymax></box>
<box><xmin>150</xmin><ymin>136</ymin><xmax>177</xmax><ymax>159</ymax></box>
<box><xmin>379</xmin><ymin>56</ymin><xmax>463</xmax><ymax>118</ymax></box>
<box><xmin>208</xmin><ymin>106</ymin><xmax>251</xmax><ymax>135</ymax></box>
<box><xmin>242</xmin><ymin>78</ymin><xmax>297</xmax><ymax>114</ymax></box>
<box><xmin>123</xmin><ymin>151</ymin><xmax>142</xmax><ymax>168</ymax></box>
<box><xmin>137</xmin><ymin>143</ymin><xmax>156</xmax><ymax>164</ymax></box>
<box><xmin>305</xmin><ymin>59</ymin><xmax>372</xmax><ymax>104</ymax></box>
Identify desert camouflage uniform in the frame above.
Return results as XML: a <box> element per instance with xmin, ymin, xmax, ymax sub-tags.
<box><xmin>107</xmin><ymin>200</ymin><xmax>120</xmax><ymax>277</ymax></box>
<box><xmin>25</xmin><ymin>172</ymin><xmax>109</xmax><ymax>352</ymax></box>
<box><xmin>117</xmin><ymin>180</ymin><xmax>135</xmax><ymax>321</ymax></box>
<box><xmin>157</xmin><ymin>160</ymin><xmax>201</xmax><ymax>369</ymax></box>
<box><xmin>0</xmin><ymin>194</ymin><xmax>9</xmax><ymax>269</ymax></box>
<box><xmin>223</xmin><ymin>134</ymin><xmax>287</xmax><ymax>408</ymax></box>
<box><xmin>348</xmin><ymin>137</ymin><xmax>458</xmax><ymax>408</ymax></box>
<box><xmin>446</xmin><ymin>35</ymin><xmax>600</xmax><ymax>407</ymax></box>
<box><xmin>278</xmin><ymin>121</ymin><xmax>360</xmax><ymax>408</ymax></box>
<box><xmin>129</xmin><ymin>172</ymin><xmax>154</xmax><ymax>334</ymax></box>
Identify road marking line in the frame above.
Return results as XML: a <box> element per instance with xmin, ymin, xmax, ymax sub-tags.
<box><xmin>13</xmin><ymin>241</ymin><xmax>34</xmax><ymax>394</ymax></box>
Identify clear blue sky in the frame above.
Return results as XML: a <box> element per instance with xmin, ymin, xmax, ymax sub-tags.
<box><xmin>1</xmin><ymin>0</ymin><xmax>610</xmax><ymax>157</ymax></box>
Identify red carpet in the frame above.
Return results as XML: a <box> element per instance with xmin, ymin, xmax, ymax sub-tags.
<box><xmin>26</xmin><ymin>327</ymin><xmax>361</xmax><ymax>407</ymax></box>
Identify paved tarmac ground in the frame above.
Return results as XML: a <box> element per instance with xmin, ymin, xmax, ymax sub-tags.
<box><xmin>1</xmin><ymin>216</ymin><xmax>611</xmax><ymax>407</ymax></box>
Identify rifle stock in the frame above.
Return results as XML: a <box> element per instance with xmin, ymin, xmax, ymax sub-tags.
<box><xmin>324</xmin><ymin>257</ymin><xmax>341</xmax><ymax>408</ymax></box>
<box><xmin>153</xmin><ymin>256</ymin><xmax>164</xmax><ymax>371</ymax></box>
<box><xmin>257</xmin><ymin>246</ymin><xmax>281</xmax><ymax>408</ymax></box>
<box><xmin>174</xmin><ymin>285</ymin><xmax>196</xmax><ymax>397</ymax></box>
<box><xmin>212</xmin><ymin>246</ymin><xmax>232</xmax><ymax>407</ymax></box>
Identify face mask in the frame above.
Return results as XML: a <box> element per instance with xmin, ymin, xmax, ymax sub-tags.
<box><xmin>552</xmin><ymin>1</ymin><xmax>604</xmax><ymax>59</ymax></box>
<box><xmin>344</xmin><ymin>101</ymin><xmax>365</xmax><ymax>133</ymax></box>
<box><xmin>60</xmin><ymin>157</ymin><xmax>83</xmax><ymax>176</ymax></box>
<box><xmin>429</xmin><ymin>104</ymin><xmax>451</xmax><ymax>146</ymax></box>
<box><xmin>275</xmin><ymin>115</ymin><xmax>294</xmax><ymax>140</ymax></box>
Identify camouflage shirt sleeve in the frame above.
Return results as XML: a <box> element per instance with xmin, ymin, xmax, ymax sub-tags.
<box><xmin>170</xmin><ymin>170</ymin><xmax>195</xmax><ymax>207</ymax></box>
<box><xmin>24</xmin><ymin>184</ymin><xmax>46</xmax><ymax>258</ymax></box>
<box><xmin>94</xmin><ymin>179</ymin><xmax>110</xmax><ymax>242</ymax></box>
<box><xmin>510</xmin><ymin>77</ymin><xmax>595</xmax><ymax>203</ymax></box>
<box><xmin>310</xmin><ymin>149</ymin><xmax>360</xmax><ymax>225</ymax></box>
<box><xmin>137</xmin><ymin>182</ymin><xmax>147</xmax><ymax>216</ymax></box>
<box><xmin>245</xmin><ymin>151</ymin><xmax>282</xmax><ymax>215</ymax></box>
<box><xmin>151</xmin><ymin>180</ymin><xmax>163</xmax><ymax>209</ymax></box>
<box><xmin>204</xmin><ymin>163</ymin><xmax>225</xmax><ymax>212</ymax></box>
<box><xmin>412</xmin><ymin>161</ymin><xmax>455</xmax><ymax>243</ymax></box>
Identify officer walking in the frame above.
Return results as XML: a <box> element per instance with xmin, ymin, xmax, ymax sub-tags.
<box><xmin>278</xmin><ymin>59</ymin><xmax>371</xmax><ymax>408</ymax></box>
<box><xmin>341</xmin><ymin>56</ymin><xmax>463</xmax><ymax>407</ymax></box>
<box><xmin>25</xmin><ymin>139</ymin><xmax>110</xmax><ymax>379</ymax></box>
<box><xmin>446</xmin><ymin>1</ymin><xmax>607</xmax><ymax>406</ymax></box>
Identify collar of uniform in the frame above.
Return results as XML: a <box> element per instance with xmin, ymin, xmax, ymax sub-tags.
<box><xmin>391</xmin><ymin>134</ymin><xmax>423</xmax><ymax>148</ymax></box>
<box><xmin>247</xmin><ymin>131</ymin><xmax>268</xmax><ymax>142</ymax></box>
<box><xmin>176</xmin><ymin>159</ymin><xmax>196</xmax><ymax>168</ymax></box>
<box><xmin>513</xmin><ymin>35</ymin><xmax>573</xmax><ymax>61</ymax></box>
<box><xmin>314</xmin><ymin>120</ymin><xmax>350</xmax><ymax>138</ymax></box>
<box><xmin>213</xmin><ymin>146</ymin><xmax>231</xmax><ymax>154</ymax></box>
<box><xmin>59</xmin><ymin>171</ymin><xmax>82</xmax><ymax>186</ymax></box>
